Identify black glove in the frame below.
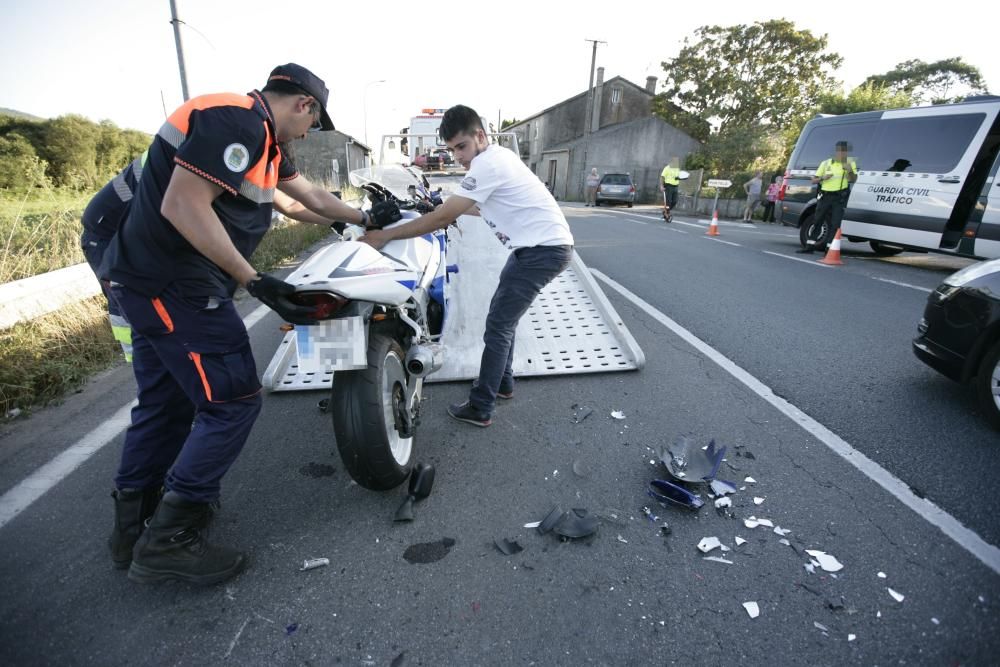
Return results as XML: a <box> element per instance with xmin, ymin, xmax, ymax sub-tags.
<box><xmin>369</xmin><ymin>200</ymin><xmax>402</xmax><ymax>228</ymax></box>
<box><xmin>246</xmin><ymin>273</ymin><xmax>315</xmax><ymax>324</ymax></box>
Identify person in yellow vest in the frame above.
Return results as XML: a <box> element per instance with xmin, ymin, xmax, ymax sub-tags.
<box><xmin>660</xmin><ymin>158</ymin><xmax>681</xmax><ymax>222</ymax></box>
<box><xmin>797</xmin><ymin>140</ymin><xmax>858</xmax><ymax>253</ymax></box>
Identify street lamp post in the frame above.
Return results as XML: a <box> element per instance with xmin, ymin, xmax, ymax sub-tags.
<box><xmin>363</xmin><ymin>79</ymin><xmax>387</xmax><ymax>149</ymax></box>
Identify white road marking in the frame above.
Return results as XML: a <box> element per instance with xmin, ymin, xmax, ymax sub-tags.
<box><xmin>704</xmin><ymin>237</ymin><xmax>742</xmax><ymax>247</ymax></box>
<box><xmin>590</xmin><ymin>268</ymin><xmax>1000</xmax><ymax>576</ymax></box>
<box><xmin>666</xmin><ymin>228</ymin><xmax>689</xmax><ymax>234</ymax></box>
<box><xmin>673</xmin><ymin>220</ymin><xmax>705</xmax><ymax>230</ymax></box>
<box><xmin>0</xmin><ymin>304</ymin><xmax>272</xmax><ymax>530</ymax></box>
<box><xmin>872</xmin><ymin>277</ymin><xmax>933</xmax><ymax>293</ymax></box>
<box><xmin>762</xmin><ymin>250</ymin><xmax>834</xmax><ymax>268</ymax></box>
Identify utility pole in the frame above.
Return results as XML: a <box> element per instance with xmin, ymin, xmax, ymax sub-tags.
<box><xmin>168</xmin><ymin>0</ymin><xmax>190</xmax><ymax>101</ymax></box>
<box><xmin>583</xmin><ymin>38</ymin><xmax>606</xmax><ymax>140</ymax></box>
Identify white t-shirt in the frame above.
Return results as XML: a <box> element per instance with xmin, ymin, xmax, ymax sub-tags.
<box><xmin>458</xmin><ymin>144</ymin><xmax>574</xmax><ymax>250</ymax></box>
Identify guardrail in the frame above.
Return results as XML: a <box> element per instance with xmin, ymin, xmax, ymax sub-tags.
<box><xmin>0</xmin><ymin>263</ymin><xmax>101</xmax><ymax>329</ymax></box>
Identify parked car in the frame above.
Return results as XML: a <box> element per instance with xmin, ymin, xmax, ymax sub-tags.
<box><xmin>778</xmin><ymin>96</ymin><xmax>1000</xmax><ymax>258</ymax></box>
<box><xmin>912</xmin><ymin>258</ymin><xmax>1000</xmax><ymax>430</ymax></box>
<box><xmin>595</xmin><ymin>173</ymin><xmax>636</xmax><ymax>207</ymax></box>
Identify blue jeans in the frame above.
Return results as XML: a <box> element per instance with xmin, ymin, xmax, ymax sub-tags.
<box><xmin>468</xmin><ymin>245</ymin><xmax>573</xmax><ymax>414</ymax></box>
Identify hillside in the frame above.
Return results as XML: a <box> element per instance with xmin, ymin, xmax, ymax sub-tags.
<box><xmin>0</xmin><ymin>107</ymin><xmax>45</xmax><ymax>121</ymax></box>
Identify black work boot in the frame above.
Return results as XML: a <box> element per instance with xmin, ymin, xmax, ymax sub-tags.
<box><xmin>109</xmin><ymin>487</ymin><xmax>162</xmax><ymax>570</ymax></box>
<box><xmin>128</xmin><ymin>491</ymin><xmax>246</xmax><ymax>586</ymax></box>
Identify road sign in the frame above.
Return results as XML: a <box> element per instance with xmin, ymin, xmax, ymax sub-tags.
<box><xmin>707</xmin><ymin>179</ymin><xmax>732</xmax><ymax>188</ymax></box>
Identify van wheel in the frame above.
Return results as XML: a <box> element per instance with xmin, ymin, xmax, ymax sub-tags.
<box><xmin>870</xmin><ymin>241</ymin><xmax>904</xmax><ymax>256</ymax></box>
<box><xmin>975</xmin><ymin>341</ymin><xmax>1000</xmax><ymax>431</ymax></box>
<box><xmin>799</xmin><ymin>214</ymin><xmax>831</xmax><ymax>251</ymax></box>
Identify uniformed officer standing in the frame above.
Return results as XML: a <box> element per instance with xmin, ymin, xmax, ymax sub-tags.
<box><xmin>798</xmin><ymin>140</ymin><xmax>858</xmax><ymax>253</ymax></box>
<box><xmin>101</xmin><ymin>63</ymin><xmax>399</xmax><ymax>586</ymax></box>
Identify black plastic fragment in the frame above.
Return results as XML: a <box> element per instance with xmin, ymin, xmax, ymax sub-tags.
<box><xmin>317</xmin><ymin>398</ymin><xmax>329</xmax><ymax>413</ymax></box>
<box><xmin>537</xmin><ymin>506</ymin><xmax>564</xmax><ymax>535</ymax></box>
<box><xmin>394</xmin><ymin>496</ymin><xmax>415</xmax><ymax>522</ymax></box>
<box><xmin>394</xmin><ymin>463</ymin><xmax>435</xmax><ymax>522</ymax></box>
<box><xmin>554</xmin><ymin>509</ymin><xmax>598</xmax><ymax>539</ymax></box>
<box><xmin>647</xmin><ymin>479</ymin><xmax>705</xmax><ymax>510</ymax></box>
<box><xmin>494</xmin><ymin>538</ymin><xmax>524</xmax><ymax>556</ymax></box>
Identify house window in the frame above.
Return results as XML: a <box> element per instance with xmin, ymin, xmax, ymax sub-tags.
<box><xmin>610</xmin><ymin>87</ymin><xmax>622</xmax><ymax>105</ymax></box>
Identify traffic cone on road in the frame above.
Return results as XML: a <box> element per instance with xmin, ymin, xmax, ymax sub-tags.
<box><xmin>706</xmin><ymin>210</ymin><xmax>720</xmax><ymax>236</ymax></box>
<box><xmin>818</xmin><ymin>228</ymin><xmax>844</xmax><ymax>265</ymax></box>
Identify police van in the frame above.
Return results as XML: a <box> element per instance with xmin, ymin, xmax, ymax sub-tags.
<box><xmin>779</xmin><ymin>97</ymin><xmax>1000</xmax><ymax>259</ymax></box>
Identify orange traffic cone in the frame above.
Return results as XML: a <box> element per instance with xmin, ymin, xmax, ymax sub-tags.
<box><xmin>706</xmin><ymin>210</ymin><xmax>720</xmax><ymax>236</ymax></box>
<box><xmin>818</xmin><ymin>228</ymin><xmax>844</xmax><ymax>265</ymax></box>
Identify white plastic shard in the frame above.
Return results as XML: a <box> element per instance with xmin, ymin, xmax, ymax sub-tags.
<box><xmin>743</xmin><ymin>601</ymin><xmax>760</xmax><ymax>618</ymax></box>
<box><xmin>877</xmin><ymin>571</ymin><xmax>887</xmax><ymax>579</ymax></box>
<box><xmin>773</xmin><ymin>527</ymin><xmax>791</xmax><ymax>536</ymax></box>
<box><xmin>804</xmin><ymin>563</ymin><xmax>816</xmax><ymax>574</ymax></box>
<box><xmin>523</xmin><ymin>521</ymin><xmax>541</xmax><ymax>529</ymax></box>
<box><xmin>848</xmin><ymin>634</ymin><xmax>857</xmax><ymax>642</ymax></box>
<box><xmin>611</xmin><ymin>410</ymin><xmax>626</xmax><ymax>420</ymax></box>
<box><xmin>753</xmin><ymin>497</ymin><xmax>765</xmax><ymax>505</ymax></box>
<box><xmin>814</xmin><ymin>621</ymin><xmax>829</xmax><ymax>633</ymax></box>
<box><xmin>744</xmin><ymin>477</ymin><xmax>757</xmax><ymax>484</ymax></box>
<box><xmin>779</xmin><ymin>538</ymin><xmax>791</xmax><ymax>547</ymax></box>
<box><xmin>697</xmin><ymin>536</ymin><xmax>723</xmax><ymax>553</ymax></box>
<box><xmin>703</xmin><ymin>556</ymin><xmax>734</xmax><ymax>564</ymax></box>
<box><xmin>756</xmin><ymin>518</ymin><xmax>774</xmax><ymax>528</ymax></box>
<box><xmin>735</xmin><ymin>536</ymin><xmax>747</xmax><ymax>546</ymax></box>
<box><xmin>710</xmin><ymin>479</ymin><xmax>737</xmax><ymax>496</ymax></box>
<box><xmin>744</xmin><ymin>519</ymin><xmax>760</xmax><ymax>529</ymax></box>
<box><xmin>805</xmin><ymin>549</ymin><xmax>844</xmax><ymax>573</ymax></box>
<box><xmin>931</xmin><ymin>617</ymin><xmax>940</xmax><ymax>625</ymax></box>
<box><xmin>888</xmin><ymin>588</ymin><xmax>905</xmax><ymax>603</ymax></box>
<box><xmin>714</xmin><ymin>497</ymin><xmax>732</xmax><ymax>509</ymax></box>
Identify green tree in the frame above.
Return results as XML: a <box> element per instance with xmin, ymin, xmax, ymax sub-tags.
<box><xmin>863</xmin><ymin>58</ymin><xmax>988</xmax><ymax>105</ymax></box>
<box><xmin>656</xmin><ymin>20</ymin><xmax>842</xmax><ymax>133</ymax></box>
<box><xmin>37</xmin><ymin>115</ymin><xmax>100</xmax><ymax>189</ymax></box>
<box><xmin>500</xmin><ymin>118</ymin><xmax>520</xmax><ymax>130</ymax></box>
<box><xmin>0</xmin><ymin>132</ymin><xmax>50</xmax><ymax>190</ymax></box>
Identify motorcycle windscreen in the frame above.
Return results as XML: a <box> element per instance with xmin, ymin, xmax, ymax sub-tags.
<box><xmin>349</xmin><ymin>165</ymin><xmax>424</xmax><ymax>201</ymax></box>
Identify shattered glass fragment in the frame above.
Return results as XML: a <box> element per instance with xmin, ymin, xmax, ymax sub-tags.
<box><xmin>710</xmin><ymin>479</ymin><xmax>738</xmax><ymax>496</ymax></box>
<box><xmin>744</xmin><ymin>477</ymin><xmax>757</xmax><ymax>484</ymax></box>
<box><xmin>773</xmin><ymin>527</ymin><xmax>791</xmax><ymax>536</ymax></box>
<box><xmin>753</xmin><ymin>497</ymin><xmax>765</xmax><ymax>505</ymax></box>
<box><xmin>888</xmin><ymin>588</ymin><xmax>905</xmax><ymax>603</ymax></box>
<box><xmin>702</xmin><ymin>556</ymin><xmax>733</xmax><ymax>564</ymax></box>
<box><xmin>660</xmin><ymin>437</ymin><xmax>727</xmax><ymax>482</ymax></box>
<box><xmin>648</xmin><ymin>479</ymin><xmax>705</xmax><ymax>510</ymax></box>
<box><xmin>697</xmin><ymin>536</ymin><xmax>722</xmax><ymax>553</ymax></box>
<box><xmin>611</xmin><ymin>410</ymin><xmax>626</xmax><ymax>420</ymax></box>
<box><xmin>494</xmin><ymin>538</ymin><xmax>524</xmax><ymax>556</ymax></box>
<box><xmin>805</xmin><ymin>550</ymin><xmax>844</xmax><ymax>573</ymax></box>
<box><xmin>804</xmin><ymin>563</ymin><xmax>815</xmax><ymax>574</ymax></box>
<box><xmin>714</xmin><ymin>497</ymin><xmax>732</xmax><ymax>509</ymax></box>
<box><xmin>743</xmin><ymin>601</ymin><xmax>760</xmax><ymax>618</ymax></box>
<box><xmin>734</xmin><ymin>536</ymin><xmax>747</xmax><ymax>546</ymax></box>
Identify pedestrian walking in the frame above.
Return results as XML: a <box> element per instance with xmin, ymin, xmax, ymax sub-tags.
<box><xmin>743</xmin><ymin>171</ymin><xmax>763</xmax><ymax>221</ymax></box>
<box><xmin>584</xmin><ymin>168</ymin><xmax>600</xmax><ymax>206</ymax></box>
<box><xmin>100</xmin><ymin>63</ymin><xmax>400</xmax><ymax>586</ymax></box>
<box><xmin>797</xmin><ymin>141</ymin><xmax>857</xmax><ymax>253</ymax></box>
<box><xmin>361</xmin><ymin>105</ymin><xmax>574</xmax><ymax>428</ymax></box>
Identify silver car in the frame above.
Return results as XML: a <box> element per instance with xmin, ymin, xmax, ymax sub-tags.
<box><xmin>595</xmin><ymin>173</ymin><xmax>635</xmax><ymax>207</ymax></box>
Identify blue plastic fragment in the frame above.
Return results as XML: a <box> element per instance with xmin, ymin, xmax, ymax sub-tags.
<box><xmin>647</xmin><ymin>479</ymin><xmax>705</xmax><ymax>510</ymax></box>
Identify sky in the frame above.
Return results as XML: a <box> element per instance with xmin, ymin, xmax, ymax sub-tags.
<box><xmin>1</xmin><ymin>0</ymin><xmax>996</xmax><ymax>159</ymax></box>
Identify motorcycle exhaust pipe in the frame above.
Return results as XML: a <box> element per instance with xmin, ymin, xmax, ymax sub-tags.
<box><xmin>405</xmin><ymin>344</ymin><xmax>444</xmax><ymax>378</ymax></box>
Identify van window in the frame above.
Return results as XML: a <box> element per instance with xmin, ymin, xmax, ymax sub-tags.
<box><xmin>793</xmin><ymin>121</ymin><xmax>877</xmax><ymax>170</ymax></box>
<box><xmin>866</xmin><ymin>113</ymin><xmax>985</xmax><ymax>174</ymax></box>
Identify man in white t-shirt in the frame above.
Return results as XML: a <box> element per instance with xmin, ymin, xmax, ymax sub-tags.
<box><xmin>361</xmin><ymin>105</ymin><xmax>574</xmax><ymax>427</ymax></box>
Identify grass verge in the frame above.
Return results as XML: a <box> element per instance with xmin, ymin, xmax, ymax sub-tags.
<box><xmin>0</xmin><ymin>188</ymin><xmax>93</xmax><ymax>283</ymax></box>
<box><xmin>1</xmin><ymin>220</ymin><xmax>335</xmax><ymax>418</ymax></box>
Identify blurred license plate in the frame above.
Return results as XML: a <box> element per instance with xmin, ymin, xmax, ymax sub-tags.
<box><xmin>295</xmin><ymin>317</ymin><xmax>367</xmax><ymax>372</ymax></box>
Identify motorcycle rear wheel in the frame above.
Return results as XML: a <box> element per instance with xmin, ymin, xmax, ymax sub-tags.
<box><xmin>331</xmin><ymin>333</ymin><xmax>414</xmax><ymax>490</ymax></box>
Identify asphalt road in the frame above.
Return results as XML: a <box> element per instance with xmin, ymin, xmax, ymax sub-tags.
<box><xmin>0</xmin><ymin>206</ymin><xmax>997</xmax><ymax>666</ymax></box>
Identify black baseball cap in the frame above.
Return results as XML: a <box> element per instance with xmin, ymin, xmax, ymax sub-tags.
<box><xmin>267</xmin><ymin>63</ymin><xmax>335</xmax><ymax>131</ymax></box>
<box><xmin>835</xmin><ymin>140</ymin><xmax>850</xmax><ymax>150</ymax></box>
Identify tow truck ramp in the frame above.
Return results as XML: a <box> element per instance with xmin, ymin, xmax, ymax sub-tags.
<box><xmin>262</xmin><ymin>216</ymin><xmax>644</xmax><ymax>392</ymax></box>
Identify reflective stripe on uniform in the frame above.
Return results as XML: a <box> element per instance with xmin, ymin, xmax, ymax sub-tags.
<box><xmin>111</xmin><ymin>171</ymin><xmax>133</xmax><ymax>202</ymax></box>
<box><xmin>109</xmin><ymin>313</ymin><xmax>133</xmax><ymax>362</ymax></box>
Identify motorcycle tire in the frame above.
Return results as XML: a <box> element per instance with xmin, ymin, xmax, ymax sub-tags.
<box><xmin>331</xmin><ymin>333</ymin><xmax>414</xmax><ymax>490</ymax></box>
<box><xmin>798</xmin><ymin>213</ymin><xmax>831</xmax><ymax>252</ymax></box>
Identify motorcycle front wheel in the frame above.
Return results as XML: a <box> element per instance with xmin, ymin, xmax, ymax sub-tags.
<box><xmin>331</xmin><ymin>333</ymin><xmax>414</xmax><ymax>490</ymax></box>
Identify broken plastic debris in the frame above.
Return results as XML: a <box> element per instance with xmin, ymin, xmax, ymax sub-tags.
<box><xmin>697</xmin><ymin>536</ymin><xmax>723</xmax><ymax>553</ymax></box>
<box><xmin>813</xmin><ymin>621</ymin><xmax>829</xmax><ymax>633</ymax></box>
<box><xmin>702</xmin><ymin>556</ymin><xmax>733</xmax><ymax>565</ymax></box>
<box><xmin>714</xmin><ymin>497</ymin><xmax>732</xmax><ymax>509</ymax></box>
<box><xmin>805</xmin><ymin>549</ymin><xmax>844</xmax><ymax>573</ymax></box>
<box><xmin>660</xmin><ymin>436</ymin><xmax>727</xmax><ymax>482</ymax></box>
<box><xmin>616</xmin><ymin>534</ymin><xmax>628</xmax><ymax>544</ymax></box>
<box><xmin>523</xmin><ymin>521</ymin><xmax>541</xmax><ymax>529</ymax></box>
<box><xmin>537</xmin><ymin>506</ymin><xmax>564</xmax><ymax>534</ymax></box>
<box><xmin>931</xmin><ymin>617</ymin><xmax>940</xmax><ymax>625</ymax></box>
<box><xmin>773</xmin><ymin>527</ymin><xmax>791</xmax><ymax>536</ymax></box>
<box><xmin>804</xmin><ymin>563</ymin><xmax>815</xmax><ymax>574</ymax></box>
<box><xmin>744</xmin><ymin>477</ymin><xmax>757</xmax><ymax>484</ymax></box>
<box><xmin>648</xmin><ymin>479</ymin><xmax>705</xmax><ymax>510</ymax></box>
<box><xmin>848</xmin><ymin>634</ymin><xmax>857</xmax><ymax>642</ymax></box>
<box><xmin>742</xmin><ymin>601</ymin><xmax>760</xmax><ymax>618</ymax></box>
<box><xmin>877</xmin><ymin>571</ymin><xmax>887</xmax><ymax>579</ymax></box>
<box><xmin>660</xmin><ymin>523</ymin><xmax>672</xmax><ymax>536</ymax></box>
<box><xmin>734</xmin><ymin>536</ymin><xmax>747</xmax><ymax>546</ymax></box>
<box><xmin>877</xmin><ymin>611</ymin><xmax>882</xmax><ymax>618</ymax></box>
<box><xmin>779</xmin><ymin>538</ymin><xmax>791</xmax><ymax>547</ymax></box>
<box><xmin>317</xmin><ymin>398</ymin><xmax>330</xmax><ymax>413</ymax></box>
<box><xmin>755</xmin><ymin>518</ymin><xmax>774</xmax><ymax>528</ymax></box>
<box><xmin>611</xmin><ymin>410</ymin><xmax>626</xmax><ymax>420</ymax></box>
<box><xmin>572</xmin><ymin>459</ymin><xmax>590</xmax><ymax>478</ymax></box>
<box><xmin>744</xmin><ymin>519</ymin><xmax>759</xmax><ymax>529</ymax></box>
<box><xmin>494</xmin><ymin>538</ymin><xmax>524</xmax><ymax>556</ymax></box>
<box><xmin>570</xmin><ymin>404</ymin><xmax>593</xmax><ymax>423</ymax></box>
<box><xmin>553</xmin><ymin>509</ymin><xmax>599</xmax><ymax>539</ymax></box>
<box><xmin>394</xmin><ymin>463</ymin><xmax>435</xmax><ymax>522</ymax></box>
<box><xmin>300</xmin><ymin>557</ymin><xmax>329</xmax><ymax>571</ymax></box>
<box><xmin>887</xmin><ymin>588</ymin><xmax>905</xmax><ymax>603</ymax></box>
<box><xmin>710</xmin><ymin>479</ymin><xmax>737</xmax><ymax>496</ymax></box>
<box><xmin>641</xmin><ymin>506</ymin><xmax>659</xmax><ymax>522</ymax></box>
<box><xmin>753</xmin><ymin>497</ymin><xmax>765</xmax><ymax>505</ymax></box>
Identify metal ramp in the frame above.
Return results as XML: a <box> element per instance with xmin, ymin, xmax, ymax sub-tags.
<box><xmin>262</xmin><ymin>215</ymin><xmax>644</xmax><ymax>392</ymax></box>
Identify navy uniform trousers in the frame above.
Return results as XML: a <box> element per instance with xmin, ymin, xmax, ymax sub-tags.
<box><xmin>109</xmin><ymin>283</ymin><xmax>262</xmax><ymax>503</ymax></box>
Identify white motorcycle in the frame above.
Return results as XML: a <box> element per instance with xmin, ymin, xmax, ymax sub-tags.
<box><xmin>281</xmin><ymin>166</ymin><xmax>452</xmax><ymax>490</ymax></box>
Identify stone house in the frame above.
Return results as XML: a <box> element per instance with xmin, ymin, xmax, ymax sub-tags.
<box><xmin>284</xmin><ymin>130</ymin><xmax>372</xmax><ymax>191</ymax></box>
